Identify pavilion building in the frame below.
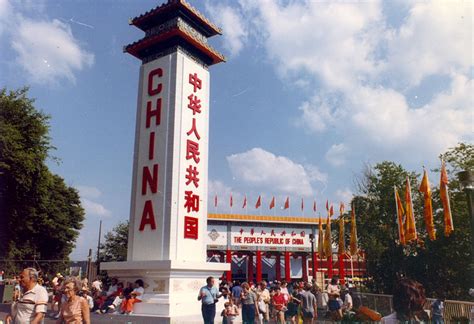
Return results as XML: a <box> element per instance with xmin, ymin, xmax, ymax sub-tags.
<box><xmin>205</xmin><ymin>214</ymin><xmax>367</xmax><ymax>286</ymax></box>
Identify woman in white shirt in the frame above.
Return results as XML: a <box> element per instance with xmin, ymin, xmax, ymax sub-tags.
<box><xmin>326</xmin><ymin>277</ymin><xmax>342</xmax><ymax>320</ymax></box>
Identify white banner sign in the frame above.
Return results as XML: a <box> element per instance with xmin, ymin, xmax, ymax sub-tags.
<box><xmin>230</xmin><ymin>226</ymin><xmax>315</xmax><ymax>248</ymax></box>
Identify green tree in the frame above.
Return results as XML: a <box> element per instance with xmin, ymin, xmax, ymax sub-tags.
<box><xmin>99</xmin><ymin>221</ymin><xmax>129</xmax><ymax>262</ymax></box>
<box><xmin>353</xmin><ymin>143</ymin><xmax>473</xmax><ymax>300</ymax></box>
<box><xmin>0</xmin><ymin>88</ymin><xmax>85</xmax><ymax>276</ymax></box>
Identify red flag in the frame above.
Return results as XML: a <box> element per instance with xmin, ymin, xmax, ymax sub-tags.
<box><xmin>242</xmin><ymin>195</ymin><xmax>247</xmax><ymax>208</ymax></box>
<box><xmin>326</xmin><ymin>200</ymin><xmax>329</xmax><ymax>212</ymax></box>
<box><xmin>313</xmin><ymin>200</ymin><xmax>317</xmax><ymax>212</ymax></box>
<box><xmin>230</xmin><ymin>194</ymin><xmax>233</xmax><ymax>207</ymax></box>
<box><xmin>255</xmin><ymin>196</ymin><xmax>262</xmax><ymax>209</ymax></box>
<box><xmin>329</xmin><ymin>204</ymin><xmax>334</xmax><ymax>217</ymax></box>
<box><xmin>284</xmin><ymin>197</ymin><xmax>290</xmax><ymax>210</ymax></box>
<box><xmin>405</xmin><ymin>177</ymin><xmax>418</xmax><ymax>242</ymax></box>
<box><xmin>394</xmin><ymin>187</ymin><xmax>406</xmax><ymax>245</ymax></box>
<box><xmin>419</xmin><ymin>169</ymin><xmax>435</xmax><ymax>240</ymax></box>
<box><xmin>269</xmin><ymin>197</ymin><xmax>275</xmax><ymax>209</ymax></box>
<box><xmin>214</xmin><ymin>195</ymin><xmax>217</xmax><ymax>207</ymax></box>
<box><xmin>440</xmin><ymin>160</ymin><xmax>454</xmax><ymax>236</ymax></box>
<box><xmin>301</xmin><ymin>198</ymin><xmax>304</xmax><ymax>211</ymax></box>
<box><xmin>339</xmin><ymin>202</ymin><xmax>345</xmax><ymax>215</ymax></box>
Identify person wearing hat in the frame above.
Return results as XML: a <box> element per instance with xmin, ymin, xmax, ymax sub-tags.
<box><xmin>52</xmin><ymin>273</ymin><xmax>62</xmax><ymax>287</ymax></box>
<box><xmin>79</xmin><ymin>287</ymin><xmax>94</xmax><ymax>311</ymax></box>
<box><xmin>341</xmin><ymin>286</ymin><xmax>353</xmax><ymax>314</ymax></box>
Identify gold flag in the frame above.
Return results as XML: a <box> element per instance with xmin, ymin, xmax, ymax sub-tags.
<box><xmin>324</xmin><ymin>210</ymin><xmax>332</xmax><ymax>258</ymax></box>
<box><xmin>419</xmin><ymin>169</ymin><xmax>436</xmax><ymax>240</ymax></box>
<box><xmin>440</xmin><ymin>160</ymin><xmax>454</xmax><ymax>236</ymax></box>
<box><xmin>404</xmin><ymin>177</ymin><xmax>418</xmax><ymax>242</ymax></box>
<box><xmin>338</xmin><ymin>203</ymin><xmax>345</xmax><ymax>255</ymax></box>
<box><xmin>394</xmin><ymin>187</ymin><xmax>406</xmax><ymax>245</ymax></box>
<box><xmin>349</xmin><ymin>203</ymin><xmax>358</xmax><ymax>256</ymax></box>
<box><xmin>318</xmin><ymin>216</ymin><xmax>324</xmax><ymax>258</ymax></box>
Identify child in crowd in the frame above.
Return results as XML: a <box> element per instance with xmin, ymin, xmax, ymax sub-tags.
<box><xmin>221</xmin><ymin>301</ymin><xmax>239</xmax><ymax>324</ymax></box>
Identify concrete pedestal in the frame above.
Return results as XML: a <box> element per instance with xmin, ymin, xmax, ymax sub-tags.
<box><xmin>102</xmin><ymin>260</ymin><xmax>229</xmax><ymax>319</ymax></box>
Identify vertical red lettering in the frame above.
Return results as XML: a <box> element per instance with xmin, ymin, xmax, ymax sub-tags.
<box><xmin>148</xmin><ymin>68</ymin><xmax>163</xmax><ymax>96</ymax></box>
<box><xmin>141</xmin><ymin>164</ymin><xmax>159</xmax><ymax>195</ymax></box>
<box><xmin>148</xmin><ymin>132</ymin><xmax>155</xmax><ymax>160</ymax></box>
<box><xmin>139</xmin><ymin>200</ymin><xmax>157</xmax><ymax>231</ymax></box>
<box><xmin>184</xmin><ymin>216</ymin><xmax>198</xmax><ymax>239</ymax></box>
<box><xmin>146</xmin><ymin>99</ymin><xmax>161</xmax><ymax>128</ymax></box>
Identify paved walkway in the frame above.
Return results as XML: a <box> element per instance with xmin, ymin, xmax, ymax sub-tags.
<box><xmin>0</xmin><ymin>303</ymin><xmax>332</xmax><ymax>323</ymax></box>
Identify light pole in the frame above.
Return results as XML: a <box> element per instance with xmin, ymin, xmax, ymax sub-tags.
<box><xmin>457</xmin><ymin>170</ymin><xmax>474</xmax><ymax>255</ymax></box>
<box><xmin>309</xmin><ymin>234</ymin><xmax>315</xmax><ymax>280</ymax></box>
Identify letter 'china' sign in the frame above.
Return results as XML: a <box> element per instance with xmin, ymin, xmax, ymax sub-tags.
<box><xmin>128</xmin><ymin>52</ymin><xmax>210</xmax><ymax>262</ymax></box>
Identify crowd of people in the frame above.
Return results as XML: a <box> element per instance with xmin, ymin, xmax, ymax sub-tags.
<box><xmin>2</xmin><ymin>267</ymin><xmax>145</xmax><ymax>323</ymax></box>
<box><xmin>199</xmin><ymin>276</ymin><xmax>353</xmax><ymax>324</ymax></box>
<box><xmin>2</xmin><ymin>267</ymin><xmax>456</xmax><ymax>324</ymax></box>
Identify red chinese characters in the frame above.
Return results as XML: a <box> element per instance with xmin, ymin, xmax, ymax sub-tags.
<box><xmin>139</xmin><ymin>67</ymin><xmax>163</xmax><ymax>232</ymax></box>
<box><xmin>183</xmin><ymin>72</ymin><xmax>203</xmax><ymax>239</ymax></box>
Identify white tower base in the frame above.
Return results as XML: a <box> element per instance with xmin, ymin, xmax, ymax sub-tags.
<box><xmin>102</xmin><ymin>260</ymin><xmax>229</xmax><ymax>319</ymax></box>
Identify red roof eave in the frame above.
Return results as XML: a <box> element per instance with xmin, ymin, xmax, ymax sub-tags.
<box><xmin>131</xmin><ymin>0</ymin><xmax>221</xmax><ymax>36</ymax></box>
<box><xmin>125</xmin><ymin>29</ymin><xmax>225</xmax><ymax>65</ymax></box>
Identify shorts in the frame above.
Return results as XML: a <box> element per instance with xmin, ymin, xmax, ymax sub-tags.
<box><xmin>302</xmin><ymin>310</ymin><xmax>315</xmax><ymax>319</ymax></box>
<box><xmin>328</xmin><ymin>299</ymin><xmax>341</xmax><ymax>311</ymax></box>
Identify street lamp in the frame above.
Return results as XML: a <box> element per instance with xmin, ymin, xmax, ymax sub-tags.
<box><xmin>309</xmin><ymin>234</ymin><xmax>315</xmax><ymax>279</ymax></box>
<box><xmin>457</xmin><ymin>170</ymin><xmax>474</xmax><ymax>255</ymax></box>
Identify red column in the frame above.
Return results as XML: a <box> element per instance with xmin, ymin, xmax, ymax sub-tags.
<box><xmin>327</xmin><ymin>254</ymin><xmax>333</xmax><ymax>279</ymax></box>
<box><xmin>313</xmin><ymin>252</ymin><xmax>318</xmax><ymax>278</ymax></box>
<box><xmin>226</xmin><ymin>249</ymin><xmax>232</xmax><ymax>282</ymax></box>
<box><xmin>256</xmin><ymin>250</ymin><xmax>262</xmax><ymax>283</ymax></box>
<box><xmin>248</xmin><ymin>253</ymin><xmax>254</xmax><ymax>283</ymax></box>
<box><xmin>284</xmin><ymin>251</ymin><xmax>291</xmax><ymax>281</ymax></box>
<box><xmin>302</xmin><ymin>254</ymin><xmax>308</xmax><ymax>281</ymax></box>
<box><xmin>275</xmin><ymin>253</ymin><xmax>281</xmax><ymax>281</ymax></box>
<box><xmin>338</xmin><ymin>253</ymin><xmax>345</xmax><ymax>284</ymax></box>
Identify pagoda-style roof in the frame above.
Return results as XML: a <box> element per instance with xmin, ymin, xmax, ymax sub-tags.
<box><xmin>208</xmin><ymin>213</ymin><xmax>323</xmax><ymax>225</ymax></box>
<box><xmin>124</xmin><ymin>21</ymin><xmax>225</xmax><ymax>65</ymax></box>
<box><xmin>130</xmin><ymin>0</ymin><xmax>221</xmax><ymax>37</ymax></box>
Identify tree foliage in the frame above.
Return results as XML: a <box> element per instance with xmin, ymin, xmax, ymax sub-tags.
<box><xmin>0</xmin><ymin>88</ymin><xmax>85</xmax><ymax>275</ymax></box>
<box><xmin>353</xmin><ymin>143</ymin><xmax>473</xmax><ymax>300</ymax></box>
<box><xmin>99</xmin><ymin>221</ymin><xmax>129</xmax><ymax>262</ymax></box>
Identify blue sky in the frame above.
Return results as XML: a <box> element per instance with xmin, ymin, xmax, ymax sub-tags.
<box><xmin>0</xmin><ymin>0</ymin><xmax>472</xmax><ymax>260</ymax></box>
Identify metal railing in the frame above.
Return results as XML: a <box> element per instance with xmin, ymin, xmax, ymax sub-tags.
<box><xmin>353</xmin><ymin>292</ymin><xmax>474</xmax><ymax>321</ymax></box>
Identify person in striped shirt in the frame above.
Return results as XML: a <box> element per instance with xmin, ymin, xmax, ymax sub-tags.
<box><xmin>5</xmin><ymin>268</ymin><xmax>48</xmax><ymax>324</ymax></box>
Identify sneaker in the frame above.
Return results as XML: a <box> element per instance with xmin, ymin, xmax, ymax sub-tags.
<box><xmin>108</xmin><ymin>305</ymin><xmax>115</xmax><ymax>309</ymax></box>
<box><xmin>54</xmin><ymin>313</ymin><xmax>60</xmax><ymax>319</ymax></box>
<box><xmin>95</xmin><ymin>310</ymin><xmax>101</xmax><ymax>314</ymax></box>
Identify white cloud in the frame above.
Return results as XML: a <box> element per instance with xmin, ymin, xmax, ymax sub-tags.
<box><xmin>385</xmin><ymin>1</ymin><xmax>472</xmax><ymax>87</ymax></box>
<box><xmin>81</xmin><ymin>198</ymin><xmax>111</xmax><ymax>217</ymax></box>
<box><xmin>11</xmin><ymin>17</ymin><xmax>94</xmax><ymax>84</ymax></box>
<box><xmin>249</xmin><ymin>1</ymin><xmax>384</xmax><ymax>91</ymax></box>
<box><xmin>325</xmin><ymin>144</ymin><xmax>349</xmax><ymax>167</ymax></box>
<box><xmin>205</xmin><ymin>3</ymin><xmax>248</xmax><ymax>57</ymax></box>
<box><xmin>227</xmin><ymin>148</ymin><xmax>327</xmax><ymax>197</ymax></box>
<box><xmin>0</xmin><ymin>0</ymin><xmax>11</xmax><ymax>36</ymax></box>
<box><xmin>75</xmin><ymin>185</ymin><xmax>111</xmax><ymax>218</ymax></box>
<box><xmin>209</xmin><ymin>179</ymin><xmax>242</xmax><ymax>203</ymax></box>
<box><xmin>335</xmin><ymin>188</ymin><xmax>353</xmax><ymax>206</ymax></box>
<box><xmin>76</xmin><ymin>185</ymin><xmax>102</xmax><ymax>199</ymax></box>
<box><xmin>233</xmin><ymin>1</ymin><xmax>472</xmax><ymax>163</ymax></box>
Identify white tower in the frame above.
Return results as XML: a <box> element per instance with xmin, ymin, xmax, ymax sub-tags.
<box><xmin>102</xmin><ymin>0</ymin><xmax>229</xmax><ymax>319</ymax></box>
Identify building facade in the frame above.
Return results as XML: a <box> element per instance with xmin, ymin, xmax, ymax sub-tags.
<box><xmin>206</xmin><ymin>214</ymin><xmax>367</xmax><ymax>285</ymax></box>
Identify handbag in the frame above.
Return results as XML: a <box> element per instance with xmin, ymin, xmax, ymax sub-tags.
<box><xmin>258</xmin><ymin>299</ymin><xmax>266</xmax><ymax>313</ymax></box>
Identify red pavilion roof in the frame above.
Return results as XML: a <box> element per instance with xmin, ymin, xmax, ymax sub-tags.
<box><xmin>124</xmin><ymin>24</ymin><xmax>225</xmax><ymax>65</ymax></box>
<box><xmin>130</xmin><ymin>0</ymin><xmax>221</xmax><ymax>37</ymax></box>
